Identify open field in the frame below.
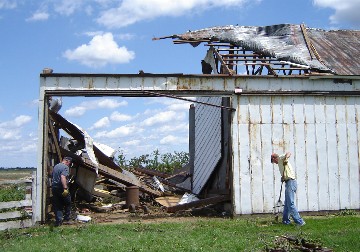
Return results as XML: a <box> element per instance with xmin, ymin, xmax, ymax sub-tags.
<box><xmin>0</xmin><ymin>168</ymin><xmax>34</xmax><ymax>182</ymax></box>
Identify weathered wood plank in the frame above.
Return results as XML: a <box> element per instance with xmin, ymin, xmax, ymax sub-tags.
<box><xmin>0</xmin><ymin>199</ymin><xmax>32</xmax><ymax>210</ymax></box>
<box><xmin>0</xmin><ymin>219</ymin><xmax>33</xmax><ymax>231</ymax></box>
<box><xmin>325</xmin><ymin>97</ymin><xmax>340</xmax><ymax>210</ymax></box>
<box><xmin>0</xmin><ymin>211</ymin><xmax>24</xmax><ymax>220</ymax></box>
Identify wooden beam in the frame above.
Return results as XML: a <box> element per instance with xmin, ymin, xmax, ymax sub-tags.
<box><xmin>213</xmin><ymin>47</ymin><xmax>234</xmax><ymax>75</ymax></box>
<box><xmin>48</xmin><ymin>116</ymin><xmax>62</xmax><ymax>161</ymax></box>
<box><xmin>300</xmin><ymin>24</ymin><xmax>315</xmax><ymax>60</ymax></box>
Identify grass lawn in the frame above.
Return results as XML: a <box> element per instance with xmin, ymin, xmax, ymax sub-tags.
<box><xmin>0</xmin><ymin>214</ymin><xmax>359</xmax><ymax>251</ymax></box>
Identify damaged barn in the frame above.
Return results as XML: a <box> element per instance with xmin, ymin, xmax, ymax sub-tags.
<box><xmin>34</xmin><ymin>23</ymin><xmax>360</xmax><ymax>225</ymax></box>
<box><xmin>42</xmin><ymin>95</ymin><xmax>232</xmax><ymax>224</ymax></box>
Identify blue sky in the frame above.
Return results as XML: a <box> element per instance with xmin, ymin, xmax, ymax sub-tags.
<box><xmin>0</xmin><ymin>0</ymin><xmax>359</xmax><ymax>168</ymax></box>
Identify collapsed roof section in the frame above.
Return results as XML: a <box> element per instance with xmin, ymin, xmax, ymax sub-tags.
<box><xmin>154</xmin><ymin>24</ymin><xmax>360</xmax><ymax>76</ymax></box>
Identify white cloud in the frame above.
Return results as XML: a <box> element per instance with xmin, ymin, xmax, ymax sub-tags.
<box><xmin>19</xmin><ymin>143</ymin><xmax>37</xmax><ymax>153</ymax></box>
<box><xmin>123</xmin><ymin>139</ymin><xmax>141</xmax><ymax>146</ymax></box>
<box><xmin>63</xmin><ymin>33</ymin><xmax>135</xmax><ymax>68</ymax></box>
<box><xmin>314</xmin><ymin>0</ymin><xmax>360</xmax><ymax>26</ymax></box>
<box><xmin>64</xmin><ymin>98</ymin><xmax>127</xmax><ymax>117</ymax></box>
<box><xmin>160</xmin><ymin>135</ymin><xmax>187</xmax><ymax>145</ymax></box>
<box><xmin>94</xmin><ymin>125</ymin><xmax>143</xmax><ymax>138</ymax></box>
<box><xmin>0</xmin><ymin>115</ymin><xmax>32</xmax><ymax>127</ymax></box>
<box><xmin>142</xmin><ymin>110</ymin><xmax>184</xmax><ymax>127</ymax></box>
<box><xmin>157</xmin><ymin>123</ymin><xmax>188</xmax><ymax>133</ymax></box>
<box><xmin>13</xmin><ymin>115</ymin><xmax>32</xmax><ymax>126</ymax></box>
<box><xmin>97</xmin><ymin>98</ymin><xmax>127</xmax><ymax>109</ymax></box>
<box><xmin>116</xmin><ymin>33</ymin><xmax>135</xmax><ymax>40</ymax></box>
<box><xmin>0</xmin><ymin>128</ymin><xmax>21</xmax><ymax>140</ymax></box>
<box><xmin>84</xmin><ymin>31</ymin><xmax>105</xmax><ymax>37</ymax></box>
<box><xmin>54</xmin><ymin>0</ymin><xmax>83</xmax><ymax>16</ymax></box>
<box><xmin>94</xmin><ymin>0</ymin><xmax>115</xmax><ymax>7</ymax></box>
<box><xmin>0</xmin><ymin>0</ymin><xmax>17</xmax><ymax>9</ymax></box>
<box><xmin>90</xmin><ymin>117</ymin><xmax>110</xmax><ymax>130</ymax></box>
<box><xmin>96</xmin><ymin>0</ymin><xmax>253</xmax><ymax>28</ymax></box>
<box><xmin>167</xmin><ymin>102</ymin><xmax>192</xmax><ymax>111</ymax></box>
<box><xmin>110</xmin><ymin>111</ymin><xmax>132</xmax><ymax>122</ymax></box>
<box><xmin>0</xmin><ymin>115</ymin><xmax>32</xmax><ymax>140</ymax></box>
<box><xmin>64</xmin><ymin>106</ymin><xmax>87</xmax><ymax>117</ymax></box>
<box><xmin>26</xmin><ymin>11</ymin><xmax>49</xmax><ymax>22</ymax></box>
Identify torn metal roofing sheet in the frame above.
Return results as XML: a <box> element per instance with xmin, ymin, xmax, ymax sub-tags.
<box><xmin>156</xmin><ymin>24</ymin><xmax>360</xmax><ymax>75</ymax></box>
<box><xmin>308</xmin><ymin>28</ymin><xmax>360</xmax><ymax>75</ymax></box>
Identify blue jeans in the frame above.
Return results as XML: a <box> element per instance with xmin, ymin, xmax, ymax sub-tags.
<box><xmin>52</xmin><ymin>187</ymin><xmax>71</xmax><ymax>225</ymax></box>
<box><xmin>283</xmin><ymin>179</ymin><xmax>304</xmax><ymax>225</ymax></box>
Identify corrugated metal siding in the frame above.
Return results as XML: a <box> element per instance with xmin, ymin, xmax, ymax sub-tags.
<box><xmin>232</xmin><ymin>95</ymin><xmax>360</xmax><ymax>214</ymax></box>
<box><xmin>192</xmin><ymin>97</ymin><xmax>222</xmax><ymax>194</ymax></box>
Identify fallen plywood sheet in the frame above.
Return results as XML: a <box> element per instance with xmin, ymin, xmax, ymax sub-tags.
<box><xmin>155</xmin><ymin>195</ymin><xmax>182</xmax><ymax>207</ymax></box>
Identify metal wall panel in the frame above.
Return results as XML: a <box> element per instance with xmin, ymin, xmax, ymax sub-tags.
<box><xmin>232</xmin><ymin>94</ymin><xmax>360</xmax><ymax>214</ymax></box>
<box><xmin>192</xmin><ymin>97</ymin><xmax>222</xmax><ymax>194</ymax></box>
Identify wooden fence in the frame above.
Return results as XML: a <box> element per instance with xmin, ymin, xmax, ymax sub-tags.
<box><xmin>0</xmin><ymin>172</ymin><xmax>36</xmax><ymax>231</ymax></box>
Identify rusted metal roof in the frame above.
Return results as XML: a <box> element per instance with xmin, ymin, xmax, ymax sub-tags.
<box><xmin>308</xmin><ymin>28</ymin><xmax>360</xmax><ymax>75</ymax></box>
<box><xmin>155</xmin><ymin>24</ymin><xmax>360</xmax><ymax>75</ymax></box>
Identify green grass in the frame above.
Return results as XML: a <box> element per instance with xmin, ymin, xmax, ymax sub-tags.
<box><xmin>0</xmin><ymin>214</ymin><xmax>359</xmax><ymax>251</ymax></box>
<box><xmin>0</xmin><ymin>184</ymin><xmax>25</xmax><ymax>202</ymax></box>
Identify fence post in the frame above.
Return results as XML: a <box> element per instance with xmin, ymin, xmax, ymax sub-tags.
<box><xmin>32</xmin><ymin>170</ymin><xmax>37</xmax><ymax>226</ymax></box>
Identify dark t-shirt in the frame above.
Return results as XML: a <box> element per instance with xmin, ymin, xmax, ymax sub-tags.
<box><xmin>52</xmin><ymin>163</ymin><xmax>69</xmax><ymax>189</ymax></box>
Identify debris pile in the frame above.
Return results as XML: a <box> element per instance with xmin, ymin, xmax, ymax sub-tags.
<box><xmin>47</xmin><ymin>109</ymin><xmax>230</xmax><ymax>224</ymax></box>
<box><xmin>266</xmin><ymin>235</ymin><xmax>333</xmax><ymax>252</ymax></box>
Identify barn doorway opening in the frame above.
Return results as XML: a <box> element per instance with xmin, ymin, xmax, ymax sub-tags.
<box><xmin>42</xmin><ymin>93</ymin><xmax>232</xmax><ymax>223</ymax></box>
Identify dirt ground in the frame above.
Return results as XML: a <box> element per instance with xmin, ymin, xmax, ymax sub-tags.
<box><xmin>50</xmin><ymin>200</ymin><xmax>228</xmax><ymax>226</ymax></box>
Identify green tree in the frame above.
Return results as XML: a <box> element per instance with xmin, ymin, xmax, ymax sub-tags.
<box><xmin>116</xmin><ymin>149</ymin><xmax>189</xmax><ymax>173</ymax></box>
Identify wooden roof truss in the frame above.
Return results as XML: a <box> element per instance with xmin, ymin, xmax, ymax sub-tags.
<box><xmin>174</xmin><ymin>40</ymin><xmax>313</xmax><ymax>76</ymax></box>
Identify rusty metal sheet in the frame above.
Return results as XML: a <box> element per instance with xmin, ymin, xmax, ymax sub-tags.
<box><xmin>308</xmin><ymin>29</ymin><xmax>360</xmax><ymax>75</ymax></box>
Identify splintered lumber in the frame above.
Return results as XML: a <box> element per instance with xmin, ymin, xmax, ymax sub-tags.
<box><xmin>155</xmin><ymin>195</ymin><xmax>183</xmax><ymax>207</ymax></box>
<box><xmin>61</xmin><ymin>149</ymin><xmax>161</xmax><ymax>197</ymax></box>
<box><xmin>166</xmin><ymin>194</ymin><xmax>230</xmax><ymax>213</ymax></box>
<box><xmin>133</xmin><ymin>167</ymin><xmax>171</xmax><ymax>178</ymax></box>
<box><xmin>82</xmin><ymin>159</ymin><xmax>162</xmax><ymax>197</ymax></box>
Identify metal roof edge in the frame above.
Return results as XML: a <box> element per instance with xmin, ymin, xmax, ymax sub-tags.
<box><xmin>309</xmin><ymin>75</ymin><xmax>360</xmax><ymax>80</ymax></box>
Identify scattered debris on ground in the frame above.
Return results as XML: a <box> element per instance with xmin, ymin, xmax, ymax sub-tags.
<box><xmin>266</xmin><ymin>235</ymin><xmax>333</xmax><ymax>252</ymax></box>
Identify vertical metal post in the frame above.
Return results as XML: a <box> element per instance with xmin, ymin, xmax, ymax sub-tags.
<box><xmin>189</xmin><ymin>104</ymin><xmax>195</xmax><ymax>190</ymax></box>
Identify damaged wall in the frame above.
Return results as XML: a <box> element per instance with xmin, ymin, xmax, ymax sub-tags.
<box><xmin>231</xmin><ymin>77</ymin><xmax>360</xmax><ymax>215</ymax></box>
<box><xmin>37</xmin><ymin>73</ymin><xmax>360</xmax><ymax>222</ymax></box>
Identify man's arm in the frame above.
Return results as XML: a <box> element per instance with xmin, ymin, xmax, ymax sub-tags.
<box><xmin>60</xmin><ymin>174</ymin><xmax>69</xmax><ymax>197</ymax></box>
<box><xmin>60</xmin><ymin>174</ymin><xmax>67</xmax><ymax>189</ymax></box>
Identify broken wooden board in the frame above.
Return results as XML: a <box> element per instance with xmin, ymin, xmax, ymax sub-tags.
<box><xmin>155</xmin><ymin>195</ymin><xmax>182</xmax><ymax>207</ymax></box>
<box><xmin>61</xmin><ymin>148</ymin><xmax>162</xmax><ymax>197</ymax></box>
